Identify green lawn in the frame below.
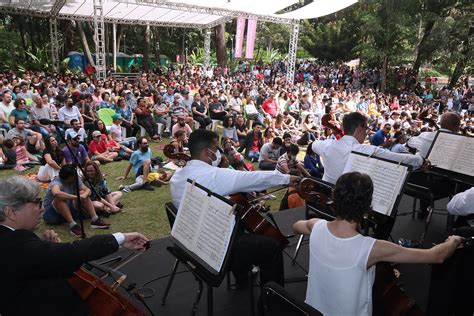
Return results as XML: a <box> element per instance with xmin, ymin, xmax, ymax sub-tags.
<box><xmin>0</xmin><ymin>144</ymin><xmax>286</xmax><ymax>243</ymax></box>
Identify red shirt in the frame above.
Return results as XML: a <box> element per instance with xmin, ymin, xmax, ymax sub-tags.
<box><xmin>262</xmin><ymin>99</ymin><xmax>278</xmax><ymax>117</ymax></box>
<box><xmin>88</xmin><ymin>139</ymin><xmax>108</xmax><ymax>155</ymax></box>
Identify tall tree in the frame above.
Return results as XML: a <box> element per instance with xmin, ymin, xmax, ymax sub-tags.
<box><xmin>77</xmin><ymin>21</ymin><xmax>95</xmax><ymax>67</ymax></box>
<box><xmin>143</xmin><ymin>24</ymin><xmax>150</xmax><ymax>71</ymax></box>
<box><xmin>214</xmin><ymin>23</ymin><xmax>227</xmax><ymax>67</ymax></box>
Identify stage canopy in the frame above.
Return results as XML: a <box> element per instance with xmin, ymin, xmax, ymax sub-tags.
<box><xmin>0</xmin><ymin>0</ymin><xmax>358</xmax><ymax>82</ymax></box>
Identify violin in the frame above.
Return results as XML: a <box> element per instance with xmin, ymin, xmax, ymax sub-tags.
<box><xmin>163</xmin><ymin>144</ymin><xmax>191</xmax><ymax>166</ymax></box>
<box><xmin>230</xmin><ymin>193</ymin><xmax>289</xmax><ymax>248</ymax></box>
<box><xmin>321</xmin><ymin>113</ymin><xmax>344</xmax><ymax>138</ymax></box>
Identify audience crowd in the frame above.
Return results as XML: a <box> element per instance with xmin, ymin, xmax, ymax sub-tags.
<box><xmin>0</xmin><ymin>61</ymin><xmax>472</xmax><ymax>237</ymax></box>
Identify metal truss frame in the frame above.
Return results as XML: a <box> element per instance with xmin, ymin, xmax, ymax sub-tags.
<box><xmin>49</xmin><ymin>18</ymin><xmax>60</xmax><ymax>72</ymax></box>
<box><xmin>93</xmin><ymin>0</ymin><xmax>107</xmax><ymax>80</ymax></box>
<box><xmin>136</xmin><ymin>0</ymin><xmax>297</xmax><ymax>25</ymax></box>
<box><xmin>0</xmin><ymin>0</ymin><xmax>300</xmax><ymax>77</ymax></box>
<box><xmin>203</xmin><ymin>28</ymin><xmax>211</xmax><ymax>69</ymax></box>
<box><xmin>286</xmin><ymin>22</ymin><xmax>299</xmax><ymax>87</ymax></box>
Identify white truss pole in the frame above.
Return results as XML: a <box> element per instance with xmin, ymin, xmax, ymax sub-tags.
<box><xmin>49</xmin><ymin>18</ymin><xmax>60</xmax><ymax>72</ymax></box>
<box><xmin>204</xmin><ymin>28</ymin><xmax>211</xmax><ymax>70</ymax></box>
<box><xmin>112</xmin><ymin>23</ymin><xmax>117</xmax><ymax>71</ymax></box>
<box><xmin>286</xmin><ymin>22</ymin><xmax>300</xmax><ymax>87</ymax></box>
<box><xmin>93</xmin><ymin>0</ymin><xmax>106</xmax><ymax>80</ymax></box>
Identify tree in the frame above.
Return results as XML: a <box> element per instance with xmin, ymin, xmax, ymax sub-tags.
<box><xmin>214</xmin><ymin>23</ymin><xmax>227</xmax><ymax>67</ymax></box>
<box><xmin>143</xmin><ymin>24</ymin><xmax>150</xmax><ymax>71</ymax></box>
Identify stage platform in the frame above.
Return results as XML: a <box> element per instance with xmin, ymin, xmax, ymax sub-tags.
<box><xmin>94</xmin><ymin>194</ymin><xmax>451</xmax><ymax>315</ymax></box>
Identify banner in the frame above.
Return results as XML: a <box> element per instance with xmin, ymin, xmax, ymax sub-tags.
<box><xmin>234</xmin><ymin>16</ymin><xmax>246</xmax><ymax>59</ymax></box>
<box><xmin>245</xmin><ymin>17</ymin><xmax>258</xmax><ymax>59</ymax></box>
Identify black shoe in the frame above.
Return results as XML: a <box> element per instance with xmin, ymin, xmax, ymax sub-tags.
<box><xmin>70</xmin><ymin>224</ymin><xmax>84</xmax><ymax>238</ymax></box>
<box><xmin>142</xmin><ymin>182</ymin><xmax>155</xmax><ymax>191</ymax></box>
<box><xmin>90</xmin><ymin>218</ymin><xmax>111</xmax><ymax>229</ymax></box>
<box><xmin>150</xmin><ymin>181</ymin><xmax>162</xmax><ymax>187</ymax></box>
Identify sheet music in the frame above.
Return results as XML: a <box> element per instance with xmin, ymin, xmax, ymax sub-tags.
<box><xmin>172</xmin><ymin>181</ymin><xmax>236</xmax><ymax>273</ymax></box>
<box><xmin>428</xmin><ymin>132</ymin><xmax>474</xmax><ymax>176</ymax></box>
<box><xmin>343</xmin><ymin>153</ymin><xmax>409</xmax><ymax>216</ymax></box>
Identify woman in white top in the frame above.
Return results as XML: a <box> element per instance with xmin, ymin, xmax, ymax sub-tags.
<box><xmin>293</xmin><ymin>172</ymin><xmax>462</xmax><ymax>315</ymax></box>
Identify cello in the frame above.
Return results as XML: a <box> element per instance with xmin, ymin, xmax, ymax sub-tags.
<box><xmin>68</xmin><ymin>268</ymin><xmax>146</xmax><ymax>316</ymax></box>
<box><xmin>321</xmin><ymin>113</ymin><xmax>344</xmax><ymax>139</ymax></box>
<box><xmin>162</xmin><ymin>144</ymin><xmax>289</xmax><ymax>248</ymax></box>
<box><xmin>298</xmin><ymin>178</ymin><xmax>425</xmax><ymax>316</ymax></box>
<box><xmin>67</xmin><ymin>242</ymin><xmax>152</xmax><ymax>316</ymax></box>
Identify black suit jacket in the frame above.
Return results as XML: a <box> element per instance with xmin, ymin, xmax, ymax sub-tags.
<box><xmin>0</xmin><ymin>225</ymin><xmax>119</xmax><ymax>316</ymax></box>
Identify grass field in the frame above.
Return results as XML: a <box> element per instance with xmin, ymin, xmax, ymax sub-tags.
<box><xmin>0</xmin><ymin>144</ymin><xmax>286</xmax><ymax>243</ymax></box>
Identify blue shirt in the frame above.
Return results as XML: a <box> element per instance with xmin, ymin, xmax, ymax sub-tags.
<box><xmin>43</xmin><ymin>177</ymin><xmax>84</xmax><ymax>209</ymax></box>
<box><xmin>130</xmin><ymin>148</ymin><xmax>151</xmax><ymax>176</ymax></box>
<box><xmin>370</xmin><ymin>129</ymin><xmax>386</xmax><ymax>146</ymax></box>
<box><xmin>115</xmin><ymin>105</ymin><xmax>133</xmax><ymax>121</ymax></box>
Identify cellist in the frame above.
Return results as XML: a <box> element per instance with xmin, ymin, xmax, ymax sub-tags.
<box><xmin>0</xmin><ymin>176</ymin><xmax>149</xmax><ymax>316</ymax></box>
<box><xmin>293</xmin><ymin>172</ymin><xmax>461</xmax><ymax>315</ymax></box>
<box><xmin>170</xmin><ymin>129</ymin><xmax>300</xmax><ymax>288</ymax></box>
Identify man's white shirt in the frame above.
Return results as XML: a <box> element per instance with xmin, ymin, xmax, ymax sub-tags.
<box><xmin>312</xmin><ymin>135</ymin><xmax>423</xmax><ymax>184</ymax></box>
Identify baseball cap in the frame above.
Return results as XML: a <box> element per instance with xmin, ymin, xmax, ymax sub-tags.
<box><xmin>92</xmin><ymin>130</ymin><xmax>102</xmax><ymax>138</ymax></box>
<box><xmin>67</xmin><ymin>131</ymin><xmax>79</xmax><ymax>140</ymax></box>
<box><xmin>111</xmin><ymin>113</ymin><xmax>123</xmax><ymax>120</ymax></box>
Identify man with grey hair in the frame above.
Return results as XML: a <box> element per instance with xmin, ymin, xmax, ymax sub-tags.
<box><xmin>0</xmin><ymin>176</ymin><xmax>149</xmax><ymax>316</ymax></box>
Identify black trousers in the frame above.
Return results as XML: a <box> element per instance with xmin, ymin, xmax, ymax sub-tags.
<box><xmin>121</xmin><ymin>120</ymin><xmax>140</xmax><ymax>138</ymax></box>
<box><xmin>210</xmin><ymin>112</ymin><xmax>228</xmax><ymax>121</ymax></box>
<box><xmin>258</xmin><ymin>161</ymin><xmax>277</xmax><ymax>171</ymax></box>
<box><xmin>194</xmin><ymin>115</ymin><xmax>212</xmax><ymax>128</ymax></box>
<box><xmin>137</xmin><ymin>116</ymin><xmax>158</xmax><ymax>137</ymax></box>
<box><xmin>230</xmin><ymin>233</ymin><xmax>284</xmax><ymax>287</ymax></box>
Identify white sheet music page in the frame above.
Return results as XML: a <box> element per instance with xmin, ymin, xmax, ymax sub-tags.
<box><xmin>343</xmin><ymin>153</ymin><xmax>408</xmax><ymax>216</ymax></box>
<box><xmin>428</xmin><ymin>132</ymin><xmax>474</xmax><ymax>176</ymax></box>
<box><xmin>172</xmin><ymin>181</ymin><xmax>236</xmax><ymax>272</ymax></box>
<box><xmin>194</xmin><ymin>196</ymin><xmax>236</xmax><ymax>272</ymax></box>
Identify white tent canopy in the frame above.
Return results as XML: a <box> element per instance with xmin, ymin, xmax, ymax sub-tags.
<box><xmin>0</xmin><ymin>0</ymin><xmax>358</xmax><ymax>83</ymax></box>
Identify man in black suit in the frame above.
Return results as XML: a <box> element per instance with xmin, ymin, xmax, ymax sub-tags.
<box><xmin>0</xmin><ymin>176</ymin><xmax>149</xmax><ymax>316</ymax></box>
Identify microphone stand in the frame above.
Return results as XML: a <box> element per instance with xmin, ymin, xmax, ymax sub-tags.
<box><xmin>56</xmin><ymin>124</ymin><xmax>105</xmax><ymax>239</ymax></box>
<box><xmin>56</xmin><ymin>125</ymin><xmax>86</xmax><ymax>238</ymax></box>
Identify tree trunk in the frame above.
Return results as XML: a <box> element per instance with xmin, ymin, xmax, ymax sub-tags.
<box><xmin>60</xmin><ymin>20</ymin><xmax>76</xmax><ymax>57</ymax></box>
<box><xmin>16</xmin><ymin>17</ymin><xmax>29</xmax><ymax>58</ymax></box>
<box><xmin>380</xmin><ymin>55</ymin><xmax>389</xmax><ymax>92</ymax></box>
<box><xmin>116</xmin><ymin>25</ymin><xmax>123</xmax><ymax>54</ymax></box>
<box><xmin>77</xmin><ymin>21</ymin><xmax>95</xmax><ymax>67</ymax></box>
<box><xmin>214</xmin><ymin>23</ymin><xmax>227</xmax><ymax>67</ymax></box>
<box><xmin>448</xmin><ymin>22</ymin><xmax>473</xmax><ymax>89</ymax></box>
<box><xmin>413</xmin><ymin>20</ymin><xmax>436</xmax><ymax>74</ymax></box>
<box><xmin>143</xmin><ymin>25</ymin><xmax>150</xmax><ymax>71</ymax></box>
<box><xmin>153</xmin><ymin>27</ymin><xmax>161</xmax><ymax>67</ymax></box>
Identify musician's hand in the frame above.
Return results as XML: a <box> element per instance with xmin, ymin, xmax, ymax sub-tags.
<box><xmin>421</xmin><ymin>159</ymin><xmax>432</xmax><ymax>171</ymax></box>
<box><xmin>122</xmin><ymin>233</ymin><xmax>150</xmax><ymax>251</ymax></box>
<box><xmin>290</xmin><ymin>176</ymin><xmax>302</xmax><ymax>187</ymax></box>
<box><xmin>43</xmin><ymin>229</ymin><xmax>61</xmax><ymax>243</ymax></box>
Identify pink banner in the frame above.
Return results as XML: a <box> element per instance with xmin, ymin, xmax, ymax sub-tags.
<box><xmin>234</xmin><ymin>17</ymin><xmax>246</xmax><ymax>59</ymax></box>
<box><xmin>245</xmin><ymin>18</ymin><xmax>258</xmax><ymax>59</ymax></box>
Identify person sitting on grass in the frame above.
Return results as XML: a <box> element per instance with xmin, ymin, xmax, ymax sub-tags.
<box><xmin>83</xmin><ymin>161</ymin><xmax>122</xmax><ymax>215</ymax></box>
<box><xmin>37</xmin><ymin>134</ymin><xmax>66</xmax><ymax>182</ymax></box>
<box><xmin>11</xmin><ymin>136</ymin><xmax>40</xmax><ymax>171</ymax></box>
<box><xmin>88</xmin><ymin>130</ymin><xmax>118</xmax><ymax>163</ymax></box>
<box><xmin>116</xmin><ymin>136</ymin><xmax>155</xmax><ymax>192</ymax></box>
<box><xmin>42</xmin><ymin>165</ymin><xmax>110</xmax><ymax>238</ymax></box>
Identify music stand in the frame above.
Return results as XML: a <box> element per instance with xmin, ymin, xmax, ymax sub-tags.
<box><xmin>167</xmin><ymin>180</ymin><xmax>240</xmax><ymax>316</ymax></box>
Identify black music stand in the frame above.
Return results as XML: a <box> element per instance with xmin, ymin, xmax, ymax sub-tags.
<box><xmin>166</xmin><ymin>180</ymin><xmax>241</xmax><ymax>316</ymax></box>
